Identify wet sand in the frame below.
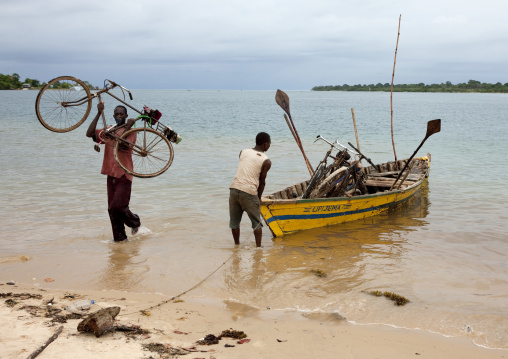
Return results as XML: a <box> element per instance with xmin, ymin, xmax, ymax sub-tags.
<box><xmin>1</xmin><ymin>283</ymin><xmax>506</xmax><ymax>359</ymax></box>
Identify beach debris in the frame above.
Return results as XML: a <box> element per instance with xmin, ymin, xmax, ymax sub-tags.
<box><xmin>26</xmin><ymin>325</ymin><xmax>63</xmax><ymax>359</ymax></box>
<box><xmin>224</xmin><ymin>344</ymin><xmax>235</xmax><ymax>348</ymax></box>
<box><xmin>45</xmin><ymin>278</ymin><xmax>54</xmax><ymax>282</ymax></box>
<box><xmin>77</xmin><ymin>307</ymin><xmax>121</xmax><ymax>337</ymax></box>
<box><xmin>219</xmin><ymin>329</ymin><xmax>247</xmax><ymax>339</ymax></box>
<box><xmin>277</xmin><ymin>339</ymin><xmax>288</xmax><ymax>342</ymax></box>
<box><xmin>174</xmin><ymin>330</ymin><xmax>189</xmax><ymax>335</ymax></box>
<box><xmin>5</xmin><ymin>298</ymin><xmax>17</xmax><ymax>307</ymax></box>
<box><xmin>142</xmin><ymin>343</ymin><xmax>190</xmax><ymax>356</ymax></box>
<box><xmin>197</xmin><ymin>334</ymin><xmax>220</xmax><ymax>345</ymax></box>
<box><xmin>196</xmin><ymin>329</ymin><xmax>248</xmax><ymax>346</ymax></box>
<box><xmin>45</xmin><ymin>297</ymin><xmax>55</xmax><ymax>306</ymax></box>
<box><xmin>367</xmin><ymin>290</ymin><xmax>410</xmax><ymax>306</ymax></box>
<box><xmin>310</xmin><ymin>269</ymin><xmax>327</xmax><ymax>278</ymax></box>
<box><xmin>115</xmin><ymin>324</ymin><xmax>150</xmax><ymax>338</ymax></box>
<box><xmin>6</xmin><ymin>281</ymin><xmax>15</xmax><ymax>285</ymax></box>
<box><xmin>0</xmin><ymin>292</ymin><xmax>43</xmax><ymax>300</ymax></box>
<box><xmin>140</xmin><ymin>309</ymin><xmax>151</xmax><ymax>316</ymax></box>
<box><xmin>18</xmin><ymin>303</ymin><xmax>62</xmax><ymax>318</ymax></box>
<box><xmin>2</xmin><ymin>292</ymin><xmax>54</xmax><ymax>315</ymax></box>
<box><xmin>66</xmin><ymin>299</ymin><xmax>95</xmax><ymax>315</ymax></box>
<box><xmin>62</xmin><ymin>293</ymin><xmax>83</xmax><ymax>300</ymax></box>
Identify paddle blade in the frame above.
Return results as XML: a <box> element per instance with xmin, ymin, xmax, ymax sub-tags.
<box><xmin>275</xmin><ymin>89</ymin><xmax>291</xmax><ymax>116</ymax></box>
<box><xmin>426</xmin><ymin>119</ymin><xmax>441</xmax><ymax>138</ymax></box>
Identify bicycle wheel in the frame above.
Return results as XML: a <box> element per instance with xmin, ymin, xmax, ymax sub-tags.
<box><xmin>310</xmin><ymin>167</ymin><xmax>348</xmax><ymax>198</ymax></box>
<box><xmin>114</xmin><ymin>128</ymin><xmax>174</xmax><ymax>178</ymax></box>
<box><xmin>35</xmin><ymin>76</ymin><xmax>92</xmax><ymax>132</ymax></box>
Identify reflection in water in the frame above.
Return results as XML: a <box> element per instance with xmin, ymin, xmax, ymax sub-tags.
<box><xmin>96</xmin><ymin>238</ymin><xmax>149</xmax><ymax>291</ymax></box>
<box><xmin>219</xmin><ymin>184</ymin><xmax>430</xmax><ymax>310</ymax></box>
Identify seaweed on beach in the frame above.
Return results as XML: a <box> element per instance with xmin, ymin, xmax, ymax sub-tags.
<box><xmin>367</xmin><ymin>290</ymin><xmax>410</xmax><ymax>306</ymax></box>
<box><xmin>219</xmin><ymin>329</ymin><xmax>247</xmax><ymax>339</ymax></box>
<box><xmin>5</xmin><ymin>298</ymin><xmax>17</xmax><ymax>307</ymax></box>
<box><xmin>197</xmin><ymin>329</ymin><xmax>248</xmax><ymax>346</ymax></box>
<box><xmin>1</xmin><ymin>292</ymin><xmax>89</xmax><ymax>322</ymax></box>
<box><xmin>383</xmin><ymin>291</ymin><xmax>410</xmax><ymax>306</ymax></box>
<box><xmin>142</xmin><ymin>343</ymin><xmax>190</xmax><ymax>356</ymax></box>
<box><xmin>0</xmin><ymin>292</ymin><xmax>43</xmax><ymax>300</ymax></box>
<box><xmin>197</xmin><ymin>334</ymin><xmax>220</xmax><ymax>345</ymax></box>
<box><xmin>310</xmin><ymin>269</ymin><xmax>327</xmax><ymax>278</ymax></box>
<box><xmin>115</xmin><ymin>324</ymin><xmax>151</xmax><ymax>338</ymax></box>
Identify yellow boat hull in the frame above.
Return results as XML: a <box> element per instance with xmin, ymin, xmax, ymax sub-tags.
<box><xmin>261</xmin><ymin>156</ymin><xmax>430</xmax><ymax>237</ymax></box>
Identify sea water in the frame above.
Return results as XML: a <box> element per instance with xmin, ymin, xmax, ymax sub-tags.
<box><xmin>1</xmin><ymin>89</ymin><xmax>507</xmax><ymax>349</ymax></box>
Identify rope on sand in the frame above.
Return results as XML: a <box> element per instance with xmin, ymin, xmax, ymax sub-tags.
<box><xmin>119</xmin><ymin>209</ymin><xmax>268</xmax><ymax>317</ymax></box>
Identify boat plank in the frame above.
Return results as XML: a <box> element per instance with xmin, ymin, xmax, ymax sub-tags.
<box><xmin>295</xmin><ymin>183</ymin><xmax>303</xmax><ymax>197</ymax></box>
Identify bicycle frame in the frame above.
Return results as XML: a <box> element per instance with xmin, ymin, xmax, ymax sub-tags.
<box><xmin>74</xmin><ymin>80</ymin><xmax>167</xmax><ymax>158</ymax></box>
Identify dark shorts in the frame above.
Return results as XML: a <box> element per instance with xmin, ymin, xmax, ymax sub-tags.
<box><xmin>229</xmin><ymin>188</ymin><xmax>263</xmax><ymax>229</ymax></box>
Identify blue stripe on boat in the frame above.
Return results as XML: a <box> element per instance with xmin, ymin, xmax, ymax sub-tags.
<box><xmin>265</xmin><ymin>194</ymin><xmax>414</xmax><ymax>224</ymax></box>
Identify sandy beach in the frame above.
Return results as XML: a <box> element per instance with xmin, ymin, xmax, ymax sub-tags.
<box><xmin>1</xmin><ymin>283</ymin><xmax>506</xmax><ymax>359</ymax></box>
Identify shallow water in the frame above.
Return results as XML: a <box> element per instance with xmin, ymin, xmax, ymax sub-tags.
<box><xmin>1</xmin><ymin>88</ymin><xmax>507</xmax><ymax>349</ymax></box>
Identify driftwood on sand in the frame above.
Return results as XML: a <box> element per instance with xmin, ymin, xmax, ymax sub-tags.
<box><xmin>26</xmin><ymin>325</ymin><xmax>63</xmax><ymax>359</ymax></box>
<box><xmin>77</xmin><ymin>307</ymin><xmax>121</xmax><ymax>337</ymax></box>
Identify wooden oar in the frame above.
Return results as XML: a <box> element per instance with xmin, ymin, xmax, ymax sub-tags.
<box><xmin>390</xmin><ymin>119</ymin><xmax>441</xmax><ymax>190</ymax></box>
<box><xmin>283</xmin><ymin>114</ymin><xmax>298</xmax><ymax>145</ymax></box>
<box><xmin>275</xmin><ymin>89</ymin><xmax>314</xmax><ymax>176</ymax></box>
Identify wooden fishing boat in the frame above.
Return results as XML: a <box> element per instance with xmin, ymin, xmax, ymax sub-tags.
<box><xmin>261</xmin><ymin>155</ymin><xmax>431</xmax><ymax>237</ymax></box>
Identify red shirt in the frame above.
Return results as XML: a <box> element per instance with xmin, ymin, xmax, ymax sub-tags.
<box><xmin>95</xmin><ymin>128</ymin><xmax>136</xmax><ymax>182</ymax></box>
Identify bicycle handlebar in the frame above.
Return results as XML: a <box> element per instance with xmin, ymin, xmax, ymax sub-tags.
<box><xmin>315</xmin><ymin>135</ymin><xmax>359</xmax><ymax>156</ymax></box>
<box><xmin>105</xmin><ymin>79</ymin><xmax>133</xmax><ymax>100</ymax></box>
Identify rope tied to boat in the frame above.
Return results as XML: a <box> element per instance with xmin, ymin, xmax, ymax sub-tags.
<box><xmin>119</xmin><ymin>207</ymin><xmax>271</xmax><ymax>317</ymax></box>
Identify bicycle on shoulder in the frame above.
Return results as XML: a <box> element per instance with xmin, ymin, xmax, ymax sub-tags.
<box><xmin>35</xmin><ymin>76</ymin><xmax>182</xmax><ymax>178</ymax></box>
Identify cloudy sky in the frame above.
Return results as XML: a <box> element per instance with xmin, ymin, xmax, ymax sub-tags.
<box><xmin>1</xmin><ymin>0</ymin><xmax>506</xmax><ymax>89</ymax></box>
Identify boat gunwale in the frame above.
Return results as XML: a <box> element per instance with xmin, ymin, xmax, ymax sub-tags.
<box><xmin>261</xmin><ymin>165</ymin><xmax>428</xmax><ymax>205</ymax></box>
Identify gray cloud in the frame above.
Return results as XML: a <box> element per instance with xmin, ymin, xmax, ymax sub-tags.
<box><xmin>1</xmin><ymin>0</ymin><xmax>507</xmax><ymax>89</ymax></box>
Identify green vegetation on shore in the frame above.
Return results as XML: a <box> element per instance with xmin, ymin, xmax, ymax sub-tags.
<box><xmin>0</xmin><ymin>73</ymin><xmax>42</xmax><ymax>90</ymax></box>
<box><xmin>312</xmin><ymin>80</ymin><xmax>508</xmax><ymax>93</ymax></box>
<box><xmin>0</xmin><ymin>73</ymin><xmax>96</xmax><ymax>90</ymax></box>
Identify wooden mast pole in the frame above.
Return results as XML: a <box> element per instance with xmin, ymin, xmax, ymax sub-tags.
<box><xmin>390</xmin><ymin>14</ymin><xmax>401</xmax><ymax>170</ymax></box>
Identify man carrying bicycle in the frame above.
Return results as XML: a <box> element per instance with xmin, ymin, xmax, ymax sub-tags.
<box><xmin>86</xmin><ymin>102</ymin><xmax>140</xmax><ymax>242</ymax></box>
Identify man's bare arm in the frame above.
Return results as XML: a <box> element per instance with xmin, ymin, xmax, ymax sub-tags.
<box><xmin>86</xmin><ymin>102</ymin><xmax>104</xmax><ymax>138</ymax></box>
<box><xmin>257</xmin><ymin>159</ymin><xmax>272</xmax><ymax>200</ymax></box>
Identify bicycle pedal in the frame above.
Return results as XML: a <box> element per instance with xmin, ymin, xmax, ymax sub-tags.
<box><xmin>94</xmin><ymin>144</ymin><xmax>101</xmax><ymax>152</ymax></box>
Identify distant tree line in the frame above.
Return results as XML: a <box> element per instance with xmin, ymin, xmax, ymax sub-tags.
<box><xmin>312</xmin><ymin>80</ymin><xmax>508</xmax><ymax>93</ymax></box>
<box><xmin>0</xmin><ymin>73</ymin><xmax>96</xmax><ymax>90</ymax></box>
<box><xmin>0</xmin><ymin>73</ymin><xmax>41</xmax><ymax>90</ymax></box>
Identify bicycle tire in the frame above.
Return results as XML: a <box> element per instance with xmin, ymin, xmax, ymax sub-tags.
<box><xmin>310</xmin><ymin>167</ymin><xmax>348</xmax><ymax>198</ymax></box>
<box><xmin>35</xmin><ymin>76</ymin><xmax>92</xmax><ymax>133</ymax></box>
<box><xmin>115</xmin><ymin>127</ymin><xmax>174</xmax><ymax>178</ymax></box>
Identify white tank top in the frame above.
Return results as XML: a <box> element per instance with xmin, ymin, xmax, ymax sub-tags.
<box><xmin>230</xmin><ymin>148</ymin><xmax>269</xmax><ymax>196</ymax></box>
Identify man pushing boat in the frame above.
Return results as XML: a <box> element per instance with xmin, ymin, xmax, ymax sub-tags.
<box><xmin>229</xmin><ymin>132</ymin><xmax>272</xmax><ymax>247</ymax></box>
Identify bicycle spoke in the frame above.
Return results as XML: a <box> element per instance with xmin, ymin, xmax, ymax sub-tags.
<box><xmin>116</xmin><ymin>128</ymin><xmax>173</xmax><ymax>177</ymax></box>
<box><xmin>36</xmin><ymin>77</ymin><xmax>91</xmax><ymax>132</ymax></box>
